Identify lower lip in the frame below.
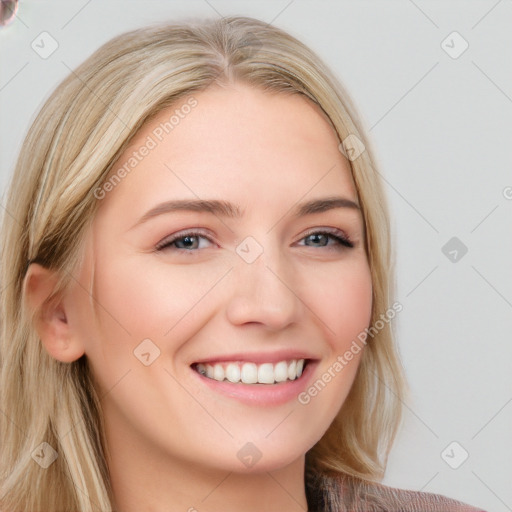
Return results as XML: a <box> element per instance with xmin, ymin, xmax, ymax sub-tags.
<box><xmin>191</xmin><ymin>361</ymin><xmax>318</xmax><ymax>406</ymax></box>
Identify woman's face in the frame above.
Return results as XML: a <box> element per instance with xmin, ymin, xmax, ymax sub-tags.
<box><xmin>68</xmin><ymin>83</ymin><xmax>372</xmax><ymax>473</ymax></box>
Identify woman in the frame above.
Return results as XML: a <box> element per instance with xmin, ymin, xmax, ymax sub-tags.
<box><xmin>0</xmin><ymin>16</ymin><xmax>484</xmax><ymax>512</ymax></box>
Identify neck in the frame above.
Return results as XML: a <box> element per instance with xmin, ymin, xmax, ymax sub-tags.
<box><xmin>105</xmin><ymin>429</ymin><xmax>309</xmax><ymax>512</ymax></box>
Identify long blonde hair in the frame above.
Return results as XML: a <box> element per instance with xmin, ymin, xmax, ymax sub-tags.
<box><xmin>0</xmin><ymin>16</ymin><xmax>407</xmax><ymax>512</ymax></box>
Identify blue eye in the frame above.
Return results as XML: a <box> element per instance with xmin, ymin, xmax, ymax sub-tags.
<box><xmin>156</xmin><ymin>230</ymin><xmax>213</xmax><ymax>251</ymax></box>
<box><xmin>299</xmin><ymin>230</ymin><xmax>354</xmax><ymax>249</ymax></box>
<box><xmin>156</xmin><ymin>228</ymin><xmax>354</xmax><ymax>253</ymax></box>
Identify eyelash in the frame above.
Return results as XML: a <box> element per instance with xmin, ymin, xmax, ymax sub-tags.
<box><xmin>155</xmin><ymin>228</ymin><xmax>354</xmax><ymax>252</ymax></box>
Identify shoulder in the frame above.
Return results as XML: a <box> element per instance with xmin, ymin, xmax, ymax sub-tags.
<box><xmin>308</xmin><ymin>471</ymin><xmax>486</xmax><ymax>512</ymax></box>
<box><xmin>362</xmin><ymin>482</ymin><xmax>486</xmax><ymax>512</ymax></box>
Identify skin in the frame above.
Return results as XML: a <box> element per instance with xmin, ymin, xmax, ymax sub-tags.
<box><xmin>26</xmin><ymin>83</ymin><xmax>373</xmax><ymax>512</ymax></box>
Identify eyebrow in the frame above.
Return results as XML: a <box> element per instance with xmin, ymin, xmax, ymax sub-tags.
<box><xmin>132</xmin><ymin>196</ymin><xmax>360</xmax><ymax>228</ymax></box>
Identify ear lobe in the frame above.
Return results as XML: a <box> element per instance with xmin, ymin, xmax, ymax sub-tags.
<box><xmin>23</xmin><ymin>263</ymin><xmax>85</xmax><ymax>363</ymax></box>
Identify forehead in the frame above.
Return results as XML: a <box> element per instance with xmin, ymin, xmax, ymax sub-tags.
<box><xmin>96</xmin><ymin>83</ymin><xmax>357</xmax><ymax>222</ymax></box>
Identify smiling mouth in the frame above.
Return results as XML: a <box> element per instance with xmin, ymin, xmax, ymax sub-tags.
<box><xmin>191</xmin><ymin>359</ymin><xmax>308</xmax><ymax>385</ymax></box>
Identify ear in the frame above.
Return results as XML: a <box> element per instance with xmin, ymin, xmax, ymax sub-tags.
<box><xmin>23</xmin><ymin>263</ymin><xmax>85</xmax><ymax>363</ymax></box>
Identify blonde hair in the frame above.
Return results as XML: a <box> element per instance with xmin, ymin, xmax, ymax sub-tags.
<box><xmin>0</xmin><ymin>16</ymin><xmax>407</xmax><ymax>512</ymax></box>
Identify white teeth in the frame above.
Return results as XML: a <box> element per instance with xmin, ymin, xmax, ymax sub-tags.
<box><xmin>241</xmin><ymin>363</ymin><xmax>258</xmax><ymax>384</ymax></box>
<box><xmin>225</xmin><ymin>363</ymin><xmax>241</xmax><ymax>383</ymax></box>
<box><xmin>213</xmin><ymin>364</ymin><xmax>225</xmax><ymax>381</ymax></box>
<box><xmin>296</xmin><ymin>359</ymin><xmax>304</xmax><ymax>377</ymax></box>
<box><xmin>196</xmin><ymin>359</ymin><xmax>306</xmax><ymax>384</ymax></box>
<box><xmin>257</xmin><ymin>363</ymin><xmax>275</xmax><ymax>384</ymax></box>
<box><xmin>287</xmin><ymin>360</ymin><xmax>297</xmax><ymax>380</ymax></box>
<box><xmin>274</xmin><ymin>361</ymin><xmax>288</xmax><ymax>382</ymax></box>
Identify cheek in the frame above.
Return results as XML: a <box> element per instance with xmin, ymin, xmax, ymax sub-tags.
<box><xmin>311</xmin><ymin>258</ymin><xmax>373</xmax><ymax>349</ymax></box>
<box><xmin>294</xmin><ymin>260</ymin><xmax>372</xmax><ymax>435</ymax></box>
<box><xmin>95</xmin><ymin>257</ymin><xmax>206</xmax><ymax>330</ymax></box>
<box><xmin>86</xmin><ymin>254</ymin><xmax>231</xmax><ymax>363</ymax></box>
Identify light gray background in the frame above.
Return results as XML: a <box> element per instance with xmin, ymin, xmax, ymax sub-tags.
<box><xmin>1</xmin><ymin>2</ymin><xmax>511</xmax><ymax>511</ymax></box>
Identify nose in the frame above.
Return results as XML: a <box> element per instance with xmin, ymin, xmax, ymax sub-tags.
<box><xmin>224</xmin><ymin>244</ymin><xmax>303</xmax><ymax>331</ymax></box>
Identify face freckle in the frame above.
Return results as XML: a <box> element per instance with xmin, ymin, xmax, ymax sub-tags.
<box><xmin>68</xmin><ymin>82</ymin><xmax>373</xmax><ymax>477</ymax></box>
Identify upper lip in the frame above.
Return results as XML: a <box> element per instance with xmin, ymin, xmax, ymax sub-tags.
<box><xmin>191</xmin><ymin>350</ymin><xmax>318</xmax><ymax>366</ymax></box>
